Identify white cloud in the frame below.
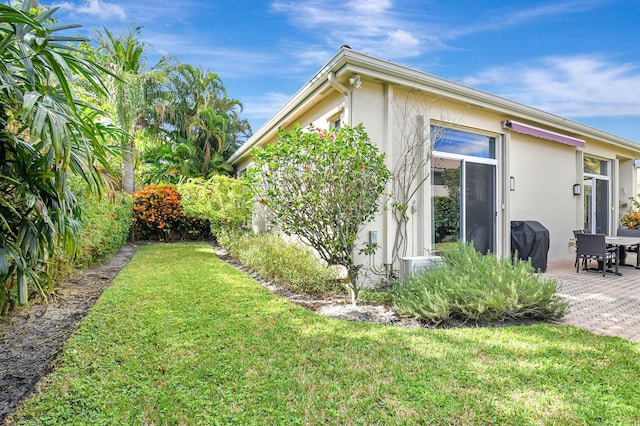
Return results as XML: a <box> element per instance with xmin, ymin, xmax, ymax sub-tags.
<box><xmin>269</xmin><ymin>0</ymin><xmax>608</xmax><ymax>61</ymax></box>
<box><xmin>270</xmin><ymin>0</ymin><xmax>428</xmax><ymax>59</ymax></box>
<box><xmin>53</xmin><ymin>0</ymin><xmax>126</xmax><ymax>21</ymax></box>
<box><xmin>461</xmin><ymin>56</ymin><xmax>640</xmax><ymax>118</ymax></box>
<box><xmin>242</xmin><ymin>92</ymin><xmax>292</xmax><ymax>124</ymax></box>
<box><xmin>445</xmin><ymin>0</ymin><xmax>607</xmax><ymax>39</ymax></box>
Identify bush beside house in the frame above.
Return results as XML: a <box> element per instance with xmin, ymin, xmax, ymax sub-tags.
<box><xmin>391</xmin><ymin>243</ymin><xmax>568</xmax><ymax>324</ymax></box>
<box><xmin>218</xmin><ymin>230</ymin><xmax>343</xmax><ymax>295</ymax></box>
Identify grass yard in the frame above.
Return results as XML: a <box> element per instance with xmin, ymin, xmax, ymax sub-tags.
<box><xmin>11</xmin><ymin>243</ymin><xmax>640</xmax><ymax>425</ymax></box>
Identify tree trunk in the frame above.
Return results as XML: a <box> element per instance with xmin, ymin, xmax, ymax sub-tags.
<box><xmin>122</xmin><ymin>150</ymin><xmax>135</xmax><ymax>194</ymax></box>
<box><xmin>347</xmin><ymin>266</ymin><xmax>360</xmax><ymax>306</ymax></box>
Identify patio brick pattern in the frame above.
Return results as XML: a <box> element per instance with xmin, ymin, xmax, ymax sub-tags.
<box><xmin>545</xmin><ymin>253</ymin><xmax>640</xmax><ymax>342</ymax></box>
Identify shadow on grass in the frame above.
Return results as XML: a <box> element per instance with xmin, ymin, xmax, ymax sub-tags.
<box><xmin>10</xmin><ymin>243</ymin><xmax>640</xmax><ymax>425</ymax></box>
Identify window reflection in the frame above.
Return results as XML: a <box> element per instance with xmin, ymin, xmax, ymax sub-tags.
<box><xmin>432</xmin><ymin>126</ymin><xmax>495</xmax><ymax>159</ymax></box>
<box><xmin>584</xmin><ymin>156</ymin><xmax>608</xmax><ymax>175</ymax></box>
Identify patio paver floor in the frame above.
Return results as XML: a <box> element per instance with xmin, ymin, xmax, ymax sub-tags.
<box><xmin>545</xmin><ymin>252</ymin><xmax>640</xmax><ymax>342</ymax></box>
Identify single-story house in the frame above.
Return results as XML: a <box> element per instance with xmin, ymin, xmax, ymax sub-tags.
<box><xmin>229</xmin><ymin>47</ymin><xmax>640</xmax><ymax>274</ymax></box>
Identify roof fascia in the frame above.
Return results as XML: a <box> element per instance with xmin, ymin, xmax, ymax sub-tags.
<box><xmin>336</xmin><ymin>50</ymin><xmax>640</xmax><ymax>153</ymax></box>
<box><xmin>230</xmin><ymin>48</ymin><xmax>640</xmax><ymax>166</ymax></box>
<box><xmin>228</xmin><ymin>51</ymin><xmax>349</xmax><ymax>166</ymax></box>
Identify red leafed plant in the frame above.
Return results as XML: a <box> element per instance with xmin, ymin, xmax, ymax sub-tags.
<box><xmin>131</xmin><ymin>185</ymin><xmax>184</xmax><ymax>241</ymax></box>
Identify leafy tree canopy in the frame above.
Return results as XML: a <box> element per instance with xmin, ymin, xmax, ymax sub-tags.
<box><xmin>246</xmin><ymin>124</ymin><xmax>390</xmax><ymax>304</ymax></box>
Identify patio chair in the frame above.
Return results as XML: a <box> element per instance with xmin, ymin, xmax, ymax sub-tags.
<box><xmin>573</xmin><ymin>230</ymin><xmax>584</xmax><ymax>268</ymax></box>
<box><xmin>576</xmin><ymin>233</ymin><xmax>619</xmax><ymax>277</ymax></box>
<box><xmin>573</xmin><ymin>230</ymin><xmax>593</xmax><ymax>268</ymax></box>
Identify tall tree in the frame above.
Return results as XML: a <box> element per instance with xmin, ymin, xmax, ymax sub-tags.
<box><xmin>141</xmin><ymin>63</ymin><xmax>248</xmax><ymax>182</ymax></box>
<box><xmin>94</xmin><ymin>25</ymin><xmax>169</xmax><ymax>193</ymax></box>
<box><xmin>0</xmin><ymin>1</ymin><xmax>122</xmax><ymax>304</ymax></box>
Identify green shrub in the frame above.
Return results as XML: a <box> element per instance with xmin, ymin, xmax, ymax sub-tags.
<box><xmin>77</xmin><ymin>192</ymin><xmax>133</xmax><ymax>267</ymax></box>
<box><xmin>46</xmin><ymin>191</ymin><xmax>134</xmax><ymax>284</ymax></box>
<box><xmin>391</xmin><ymin>243</ymin><xmax>567</xmax><ymax>324</ymax></box>
<box><xmin>433</xmin><ymin>195</ymin><xmax>459</xmax><ymax>242</ymax></box>
<box><xmin>218</xmin><ymin>230</ymin><xmax>343</xmax><ymax>295</ymax></box>
<box><xmin>177</xmin><ymin>176</ymin><xmax>252</xmax><ymax>235</ymax></box>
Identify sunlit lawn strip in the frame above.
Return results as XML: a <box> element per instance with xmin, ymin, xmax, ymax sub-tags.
<box><xmin>12</xmin><ymin>243</ymin><xmax>640</xmax><ymax>425</ymax></box>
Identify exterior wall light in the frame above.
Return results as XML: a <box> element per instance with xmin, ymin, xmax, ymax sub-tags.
<box><xmin>348</xmin><ymin>74</ymin><xmax>361</xmax><ymax>89</ymax></box>
<box><xmin>509</xmin><ymin>176</ymin><xmax>515</xmax><ymax>191</ymax></box>
<box><xmin>573</xmin><ymin>183</ymin><xmax>582</xmax><ymax>195</ymax></box>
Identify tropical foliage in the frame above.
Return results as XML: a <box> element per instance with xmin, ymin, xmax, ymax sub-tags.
<box><xmin>246</xmin><ymin>124</ymin><xmax>391</xmax><ymax>305</ymax></box>
<box><xmin>43</xmin><ymin>185</ymin><xmax>132</xmax><ymax>299</ymax></box>
<box><xmin>620</xmin><ymin>196</ymin><xmax>640</xmax><ymax>229</ymax></box>
<box><xmin>139</xmin><ymin>63</ymin><xmax>250</xmax><ymax>184</ymax></box>
<box><xmin>177</xmin><ymin>175</ymin><xmax>252</xmax><ymax>235</ymax></box>
<box><xmin>131</xmin><ymin>185</ymin><xmax>184</xmax><ymax>241</ymax></box>
<box><xmin>89</xmin><ymin>27</ymin><xmax>250</xmax><ymax>189</ymax></box>
<box><xmin>130</xmin><ymin>184</ymin><xmax>211</xmax><ymax>241</ymax></box>
<box><xmin>92</xmin><ymin>25</ymin><xmax>170</xmax><ymax>194</ymax></box>
<box><xmin>0</xmin><ymin>1</ymin><xmax>122</xmax><ymax>305</ymax></box>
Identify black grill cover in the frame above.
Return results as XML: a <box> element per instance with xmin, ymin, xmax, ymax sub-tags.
<box><xmin>511</xmin><ymin>221</ymin><xmax>550</xmax><ymax>272</ymax></box>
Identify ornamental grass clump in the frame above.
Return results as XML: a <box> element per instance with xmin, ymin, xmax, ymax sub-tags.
<box><xmin>391</xmin><ymin>243</ymin><xmax>567</xmax><ymax>325</ymax></box>
<box><xmin>218</xmin><ymin>230</ymin><xmax>343</xmax><ymax>295</ymax></box>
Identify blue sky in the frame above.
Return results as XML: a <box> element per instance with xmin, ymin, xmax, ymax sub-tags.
<box><xmin>39</xmin><ymin>0</ymin><xmax>640</xmax><ymax>142</ymax></box>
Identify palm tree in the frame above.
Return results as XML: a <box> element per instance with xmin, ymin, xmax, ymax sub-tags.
<box><xmin>94</xmin><ymin>25</ymin><xmax>170</xmax><ymax>193</ymax></box>
<box><xmin>0</xmin><ymin>1</ymin><xmax>122</xmax><ymax>304</ymax></box>
<box><xmin>156</xmin><ymin>63</ymin><xmax>247</xmax><ymax>178</ymax></box>
<box><xmin>188</xmin><ymin>108</ymin><xmax>229</xmax><ymax>175</ymax></box>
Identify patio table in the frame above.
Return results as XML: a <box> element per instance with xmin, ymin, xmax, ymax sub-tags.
<box><xmin>606</xmin><ymin>236</ymin><xmax>640</xmax><ymax>268</ymax></box>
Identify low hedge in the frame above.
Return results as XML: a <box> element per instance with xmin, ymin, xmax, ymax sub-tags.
<box><xmin>391</xmin><ymin>243</ymin><xmax>568</xmax><ymax>325</ymax></box>
<box><xmin>217</xmin><ymin>230</ymin><xmax>343</xmax><ymax>295</ymax></box>
<box><xmin>2</xmin><ymin>189</ymin><xmax>133</xmax><ymax>314</ymax></box>
<box><xmin>46</xmin><ymin>191</ymin><xmax>134</xmax><ymax>290</ymax></box>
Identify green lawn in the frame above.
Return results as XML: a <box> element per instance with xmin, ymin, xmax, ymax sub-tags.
<box><xmin>12</xmin><ymin>243</ymin><xmax>640</xmax><ymax>425</ymax></box>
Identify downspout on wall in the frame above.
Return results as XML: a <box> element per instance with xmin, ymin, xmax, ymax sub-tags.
<box><xmin>328</xmin><ymin>72</ymin><xmax>351</xmax><ymax>125</ymax></box>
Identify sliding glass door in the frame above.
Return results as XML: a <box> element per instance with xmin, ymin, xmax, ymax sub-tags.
<box><xmin>431</xmin><ymin>127</ymin><xmax>497</xmax><ymax>253</ymax></box>
<box><xmin>465</xmin><ymin>162</ymin><xmax>495</xmax><ymax>254</ymax></box>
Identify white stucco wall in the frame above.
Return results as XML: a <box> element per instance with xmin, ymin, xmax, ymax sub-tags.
<box><xmin>508</xmin><ymin>135</ymin><xmax>579</xmax><ymax>260</ymax></box>
<box><xmin>233</xmin><ymin>60</ymin><xmax>640</xmax><ymax>282</ymax></box>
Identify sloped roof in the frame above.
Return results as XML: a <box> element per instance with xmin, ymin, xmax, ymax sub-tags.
<box><xmin>229</xmin><ymin>48</ymin><xmax>640</xmax><ymax>166</ymax></box>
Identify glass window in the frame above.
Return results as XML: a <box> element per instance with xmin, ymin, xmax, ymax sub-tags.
<box><xmin>584</xmin><ymin>156</ymin><xmax>608</xmax><ymax>175</ymax></box>
<box><xmin>432</xmin><ymin>126</ymin><xmax>496</xmax><ymax>159</ymax></box>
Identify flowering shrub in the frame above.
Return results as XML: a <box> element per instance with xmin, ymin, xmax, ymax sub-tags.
<box><xmin>620</xmin><ymin>197</ymin><xmax>640</xmax><ymax>229</ymax></box>
<box><xmin>245</xmin><ymin>123</ymin><xmax>390</xmax><ymax>305</ymax></box>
